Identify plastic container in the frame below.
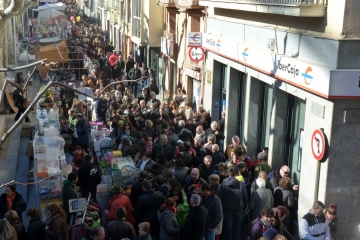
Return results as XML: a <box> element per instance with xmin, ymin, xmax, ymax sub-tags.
<box><xmin>113</xmin><ymin>150</ymin><xmax>122</xmax><ymax>157</ymax></box>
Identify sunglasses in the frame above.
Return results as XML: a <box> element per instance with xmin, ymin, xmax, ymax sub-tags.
<box><xmin>282</xmin><ymin>169</ymin><xmax>289</xmax><ymax>175</ymax></box>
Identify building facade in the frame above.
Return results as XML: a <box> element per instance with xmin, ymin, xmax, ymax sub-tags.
<box><xmin>197</xmin><ymin>0</ymin><xmax>360</xmax><ymax>239</ymax></box>
<box><xmin>96</xmin><ymin>0</ymin><xmax>163</xmax><ymax>71</ymax></box>
<box><xmin>157</xmin><ymin>0</ymin><xmax>204</xmax><ymax>103</ymax></box>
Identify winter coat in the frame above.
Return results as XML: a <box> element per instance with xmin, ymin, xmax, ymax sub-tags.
<box><xmin>75</xmin><ymin>118</ymin><xmax>89</xmax><ymax>144</ymax></box>
<box><xmin>128</xmin><ymin>68</ymin><xmax>142</xmax><ymax>80</ymax></box>
<box><xmin>102</xmin><ymin>64</ymin><xmax>112</xmax><ymax>79</ymax></box>
<box><xmin>105</xmin><ymin>218</ymin><xmax>137</xmax><ymax>240</ymax></box>
<box><xmin>133</xmin><ymin>190</ymin><xmax>165</xmax><ymax>238</ymax></box>
<box><xmin>125</xmin><ymin>59</ymin><xmax>135</xmax><ymax>74</ymax></box>
<box><xmin>130</xmin><ymin>179</ymin><xmax>145</xmax><ymax>209</ymax></box>
<box><xmin>0</xmin><ymin>192</ymin><xmax>27</xmax><ymax>221</ymax></box>
<box><xmin>183</xmin><ymin>177</ymin><xmax>207</xmax><ymax>194</ymax></box>
<box><xmin>132</xmin><ymin>138</ymin><xmax>147</xmax><ymax>155</ymax></box>
<box><xmin>198</xmin><ymin>164</ymin><xmax>212</xmax><ymax>183</ymax></box>
<box><xmin>250</xmin><ymin>179</ymin><xmax>273</xmax><ymax>194</ymax></box>
<box><xmin>13</xmin><ymin>89</ymin><xmax>25</xmax><ymax>108</ymax></box>
<box><xmin>62</xmin><ymin>179</ymin><xmax>78</xmax><ymax>215</ymax></box>
<box><xmin>274</xmin><ymin>186</ymin><xmax>294</xmax><ymax>210</ymax></box>
<box><xmin>168</xmin><ymin>133</ymin><xmax>179</xmax><ymax>148</ymax></box>
<box><xmin>136</xmin><ymin>159</ymin><xmax>156</xmax><ymax>172</ymax></box>
<box><xmin>219</xmin><ymin>177</ymin><xmax>248</xmax><ymax>212</ymax></box>
<box><xmin>146</xmin><ymin>83</ymin><xmax>159</xmax><ymax>95</ymax></box>
<box><xmin>152</xmin><ymin>143</ymin><xmax>174</xmax><ymax>162</ymax></box>
<box><xmin>45</xmin><ymin>213</ymin><xmax>68</xmax><ymax>240</ymax></box>
<box><xmin>269</xmin><ymin>169</ymin><xmax>282</xmax><ymax>190</ymax></box>
<box><xmin>175</xmin><ymin>197</ymin><xmax>189</xmax><ymax>229</ymax></box>
<box><xmin>27</xmin><ymin>217</ymin><xmax>47</xmax><ymax>240</ymax></box>
<box><xmin>211</xmin><ymin>151</ymin><xmax>226</xmax><ymax>166</ymax></box>
<box><xmin>77</xmin><ymin>161</ymin><xmax>102</xmax><ymax>196</ymax></box>
<box><xmin>174</xmin><ymin>167</ymin><xmax>189</xmax><ymax>184</ymax></box>
<box><xmin>138</xmin><ymin>233</ymin><xmax>152</xmax><ymax>240</ymax></box>
<box><xmin>105</xmin><ymin>194</ymin><xmax>135</xmax><ymax>225</ymax></box>
<box><xmin>254</xmin><ymin>161</ymin><xmax>272</xmax><ymax>179</ymax></box>
<box><xmin>177</xmin><ymin>127</ymin><xmax>193</xmax><ymax>142</ymax></box>
<box><xmin>250</xmin><ymin>217</ymin><xmax>273</xmax><ymax>240</ymax></box>
<box><xmin>183</xmin><ymin>206</ymin><xmax>208</xmax><ymax>239</ymax></box>
<box><xmin>202</xmin><ymin>193</ymin><xmax>223</xmax><ymax>229</ymax></box>
<box><xmin>9</xmin><ymin>221</ymin><xmax>27</xmax><ymax>239</ymax></box>
<box><xmin>158</xmin><ymin>209</ymin><xmax>180</xmax><ymax>240</ymax></box>
<box><xmin>248</xmin><ymin>186</ymin><xmax>274</xmax><ymax>221</ymax></box>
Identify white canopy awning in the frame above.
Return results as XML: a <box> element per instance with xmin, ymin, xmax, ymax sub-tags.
<box><xmin>37</xmin><ymin>9</ymin><xmax>65</xmax><ymax>20</ymax></box>
<box><xmin>33</xmin><ymin>2</ymin><xmax>66</xmax><ymax>12</ymax></box>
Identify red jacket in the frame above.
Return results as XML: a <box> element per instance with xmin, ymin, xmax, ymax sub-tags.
<box><xmin>108</xmin><ymin>54</ymin><xmax>119</xmax><ymax>67</ymax></box>
<box><xmin>105</xmin><ymin>194</ymin><xmax>135</xmax><ymax>226</ymax></box>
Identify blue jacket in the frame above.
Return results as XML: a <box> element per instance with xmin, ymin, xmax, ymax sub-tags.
<box><xmin>76</xmin><ymin>118</ymin><xmax>89</xmax><ymax>144</ymax></box>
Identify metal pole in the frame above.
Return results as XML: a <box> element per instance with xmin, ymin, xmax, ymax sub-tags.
<box><xmin>0</xmin><ymin>81</ymin><xmax>54</xmax><ymax>147</ymax></box>
<box><xmin>0</xmin><ymin>59</ymin><xmax>47</xmax><ymax>72</ymax></box>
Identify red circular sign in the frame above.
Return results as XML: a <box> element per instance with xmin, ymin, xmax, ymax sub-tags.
<box><xmin>311</xmin><ymin>129</ymin><xmax>326</xmax><ymax>160</ymax></box>
<box><xmin>188</xmin><ymin>47</ymin><xmax>204</xmax><ymax>62</ymax></box>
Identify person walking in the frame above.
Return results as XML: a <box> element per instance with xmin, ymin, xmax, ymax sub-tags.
<box><xmin>44</xmin><ymin>204</ymin><xmax>68</xmax><ymax>240</ymax></box>
<box><xmin>0</xmin><ymin>185</ymin><xmax>27</xmax><ymax>222</ymax></box>
<box><xmin>13</xmin><ymin>87</ymin><xmax>30</xmax><ymax>122</ymax></box>
<box><xmin>158</xmin><ymin>198</ymin><xmax>180</xmax><ymax>240</ymax></box>
<box><xmin>62</xmin><ymin>172</ymin><xmax>79</xmax><ymax>224</ymax></box>
<box><xmin>26</xmin><ymin>207</ymin><xmax>47</xmax><ymax>240</ymax></box>
<box><xmin>77</xmin><ymin>155</ymin><xmax>102</xmax><ymax>200</ymax></box>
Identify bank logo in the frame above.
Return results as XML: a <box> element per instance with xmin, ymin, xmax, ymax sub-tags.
<box><xmin>216</xmin><ymin>39</ymin><xmax>221</xmax><ymax>51</ymax></box>
<box><xmin>190</xmin><ymin>34</ymin><xmax>201</xmax><ymax>42</ymax></box>
<box><xmin>242</xmin><ymin>47</ymin><xmax>249</xmax><ymax>61</ymax></box>
<box><xmin>301</xmin><ymin>67</ymin><xmax>313</xmax><ymax>85</ymax></box>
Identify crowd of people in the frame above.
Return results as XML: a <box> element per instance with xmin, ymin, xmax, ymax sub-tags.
<box><xmin>0</xmin><ymin>0</ymin><xmax>338</xmax><ymax>239</ymax></box>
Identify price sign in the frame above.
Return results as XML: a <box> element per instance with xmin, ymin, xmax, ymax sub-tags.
<box><xmin>69</xmin><ymin>198</ymin><xmax>87</xmax><ymax>213</ymax></box>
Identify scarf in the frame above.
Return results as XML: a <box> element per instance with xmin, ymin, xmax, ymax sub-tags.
<box><xmin>162</xmin><ymin>203</ymin><xmax>176</xmax><ymax>214</ymax></box>
<box><xmin>6</xmin><ymin>193</ymin><xmax>16</xmax><ymax>210</ymax></box>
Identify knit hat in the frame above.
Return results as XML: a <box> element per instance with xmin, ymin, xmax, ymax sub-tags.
<box><xmin>208</xmin><ymin>174</ymin><xmax>220</xmax><ymax>182</ymax></box>
<box><xmin>111</xmin><ymin>183</ymin><xmax>123</xmax><ymax>194</ymax></box>
<box><xmin>263</xmin><ymin>228</ymin><xmax>278</xmax><ymax>240</ymax></box>
<box><xmin>237</xmin><ymin>162</ymin><xmax>246</xmax><ymax>169</ymax></box>
<box><xmin>258</xmin><ymin>152</ymin><xmax>268</xmax><ymax>161</ymax></box>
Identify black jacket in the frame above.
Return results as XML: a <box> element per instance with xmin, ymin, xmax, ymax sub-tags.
<box><xmin>105</xmin><ymin>218</ymin><xmax>137</xmax><ymax>240</ymax></box>
<box><xmin>77</xmin><ymin>161</ymin><xmax>102</xmax><ymax>195</ymax></box>
<box><xmin>128</xmin><ymin>68</ymin><xmax>142</xmax><ymax>80</ymax></box>
<box><xmin>198</xmin><ymin>164</ymin><xmax>212</xmax><ymax>183</ymax></box>
<box><xmin>133</xmin><ymin>189</ymin><xmax>165</xmax><ymax>238</ymax></box>
<box><xmin>183</xmin><ymin>177</ymin><xmax>207</xmax><ymax>194</ymax></box>
<box><xmin>62</xmin><ymin>180</ymin><xmax>78</xmax><ymax>215</ymax></box>
<box><xmin>152</xmin><ymin>143</ymin><xmax>174</xmax><ymax>161</ymax></box>
<box><xmin>9</xmin><ymin>221</ymin><xmax>27</xmax><ymax>239</ymax></box>
<box><xmin>269</xmin><ymin>169</ymin><xmax>282</xmax><ymax>190</ymax></box>
<box><xmin>211</xmin><ymin>151</ymin><xmax>226</xmax><ymax>166</ymax></box>
<box><xmin>219</xmin><ymin>177</ymin><xmax>248</xmax><ymax>212</ymax></box>
<box><xmin>132</xmin><ymin>138</ymin><xmax>147</xmax><ymax>155</ymax></box>
<box><xmin>27</xmin><ymin>217</ymin><xmax>47</xmax><ymax>240</ymax></box>
<box><xmin>177</xmin><ymin>127</ymin><xmax>193</xmax><ymax>142</ymax></box>
<box><xmin>193</xmin><ymin>145</ymin><xmax>207</xmax><ymax>168</ymax></box>
<box><xmin>202</xmin><ymin>193</ymin><xmax>223</xmax><ymax>229</ymax></box>
<box><xmin>183</xmin><ymin>205</ymin><xmax>208</xmax><ymax>239</ymax></box>
<box><xmin>125</xmin><ymin>59</ymin><xmax>135</xmax><ymax>74</ymax></box>
<box><xmin>130</xmin><ymin>179</ymin><xmax>145</xmax><ymax>209</ymax></box>
<box><xmin>0</xmin><ymin>192</ymin><xmax>26</xmax><ymax>221</ymax></box>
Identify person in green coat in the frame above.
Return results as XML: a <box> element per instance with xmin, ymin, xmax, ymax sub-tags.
<box><xmin>168</xmin><ymin>187</ymin><xmax>189</xmax><ymax>230</ymax></box>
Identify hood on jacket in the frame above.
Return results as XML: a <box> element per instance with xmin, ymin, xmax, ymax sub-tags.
<box><xmin>63</xmin><ymin>179</ymin><xmax>74</xmax><ymax>187</ymax></box>
<box><xmin>222</xmin><ymin>177</ymin><xmax>240</xmax><ymax>189</ymax></box>
<box><xmin>158</xmin><ymin>209</ymin><xmax>175</xmax><ymax>221</ymax></box>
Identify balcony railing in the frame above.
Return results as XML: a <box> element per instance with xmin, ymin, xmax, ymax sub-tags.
<box><xmin>199</xmin><ymin>0</ymin><xmax>327</xmax><ymax>17</ymax></box>
<box><xmin>226</xmin><ymin>0</ymin><xmax>327</xmax><ymax>5</ymax></box>
<box><xmin>158</xmin><ymin>0</ymin><xmax>175</xmax><ymax>4</ymax></box>
<box><xmin>175</xmin><ymin>0</ymin><xmax>202</xmax><ymax>8</ymax></box>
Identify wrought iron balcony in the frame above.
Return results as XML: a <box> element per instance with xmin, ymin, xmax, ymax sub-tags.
<box><xmin>199</xmin><ymin>0</ymin><xmax>327</xmax><ymax>17</ymax></box>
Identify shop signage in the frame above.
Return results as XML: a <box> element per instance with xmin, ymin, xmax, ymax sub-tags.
<box><xmin>202</xmin><ymin>33</ymin><xmax>332</xmax><ymax>98</ymax></box>
<box><xmin>188</xmin><ymin>32</ymin><xmax>202</xmax><ymax>47</ymax></box>
<box><xmin>69</xmin><ymin>198</ymin><xmax>87</xmax><ymax>213</ymax></box>
<box><xmin>311</xmin><ymin>129</ymin><xmax>326</xmax><ymax>161</ymax></box>
<box><xmin>161</xmin><ymin>37</ymin><xmax>171</xmax><ymax>56</ymax></box>
<box><xmin>183</xmin><ymin>66</ymin><xmax>201</xmax><ymax>80</ymax></box>
<box><xmin>188</xmin><ymin>47</ymin><xmax>205</xmax><ymax>62</ymax></box>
